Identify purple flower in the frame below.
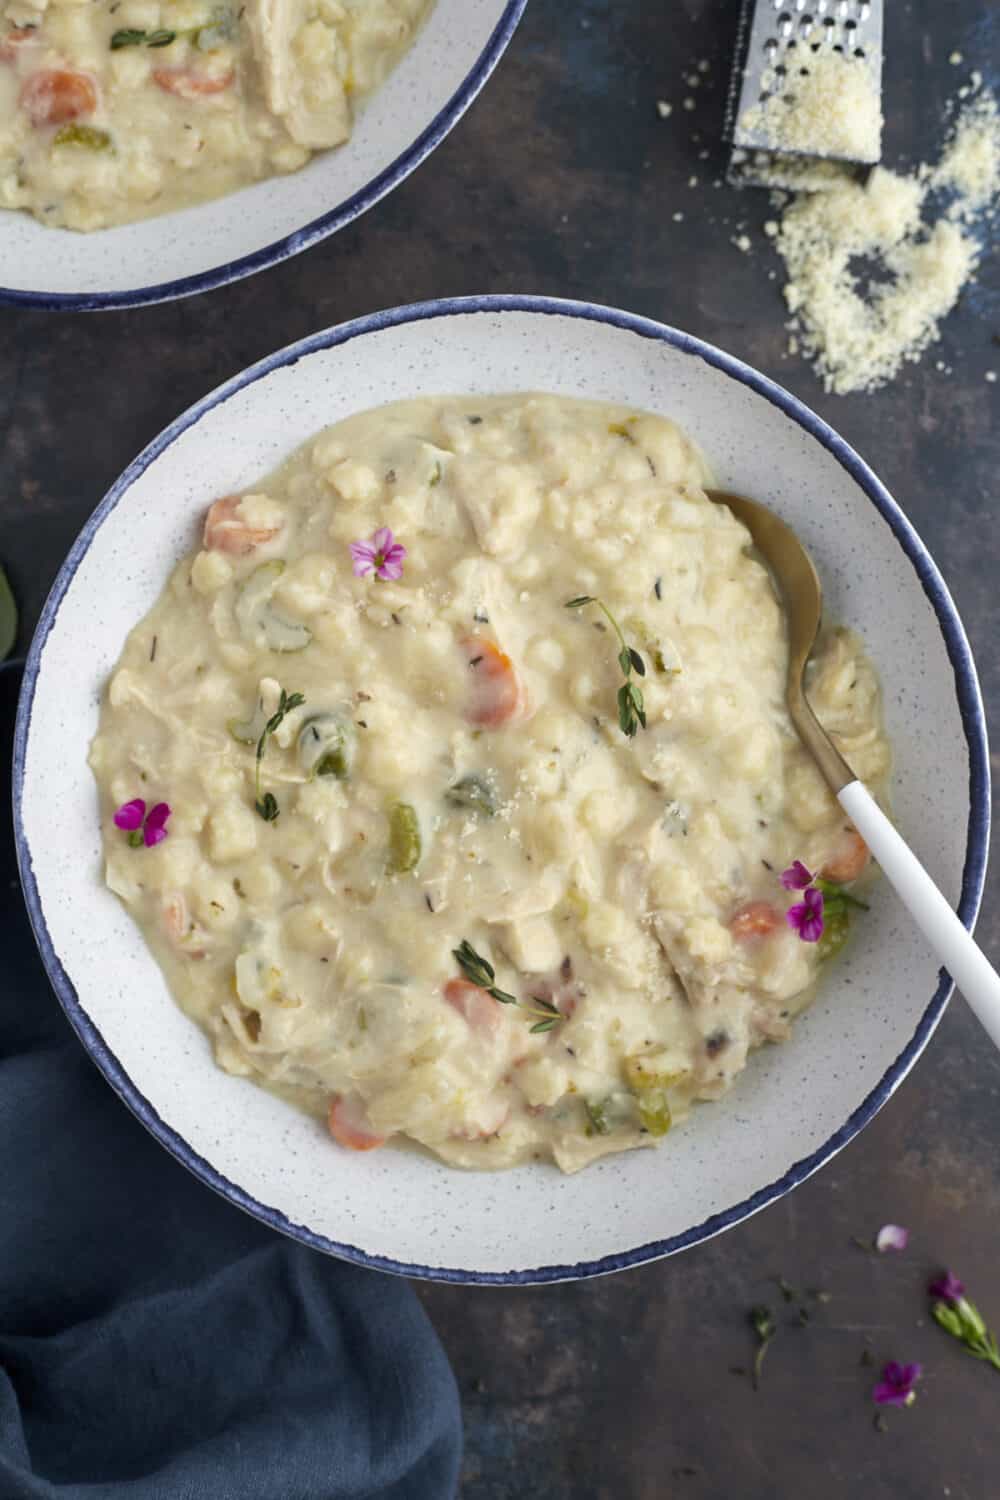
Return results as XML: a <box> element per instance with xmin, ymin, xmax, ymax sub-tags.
<box><xmin>873</xmin><ymin>1361</ymin><xmax>922</xmax><ymax>1408</ymax></box>
<box><xmin>929</xmin><ymin>1270</ymin><xmax>965</xmax><ymax>1305</ymax></box>
<box><xmin>113</xmin><ymin>797</ymin><xmax>171</xmax><ymax>848</ymax></box>
<box><xmin>780</xmin><ymin>859</ymin><xmax>814</xmax><ymax>891</ymax></box>
<box><xmin>143</xmin><ymin>802</ymin><xmax>171</xmax><ymax>848</ymax></box>
<box><xmin>876</xmin><ymin>1224</ymin><xmax>909</xmax><ymax>1254</ymax></box>
<box><xmin>786</xmin><ymin>885</ymin><xmax>824</xmax><ymax>942</ymax></box>
<box><xmin>349</xmin><ymin>527</ymin><xmax>406</xmax><ymax>581</ymax></box>
<box><xmin>114</xmin><ymin>798</ymin><xmax>146</xmax><ymax>831</ymax></box>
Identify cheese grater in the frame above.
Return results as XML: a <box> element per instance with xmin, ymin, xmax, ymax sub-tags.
<box><xmin>724</xmin><ymin>0</ymin><xmax>884</xmax><ymax>187</ymax></box>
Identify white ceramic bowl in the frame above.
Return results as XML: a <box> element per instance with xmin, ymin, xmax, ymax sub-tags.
<box><xmin>0</xmin><ymin>2</ymin><xmax>526</xmax><ymax>310</ymax></box>
<box><xmin>14</xmin><ymin>297</ymin><xmax>990</xmax><ymax>1283</ymax></box>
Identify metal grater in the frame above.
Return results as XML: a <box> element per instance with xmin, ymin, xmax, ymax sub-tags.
<box><xmin>724</xmin><ymin>0</ymin><xmax>884</xmax><ymax>187</ymax></box>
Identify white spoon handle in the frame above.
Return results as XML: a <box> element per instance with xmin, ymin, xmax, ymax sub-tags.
<box><xmin>838</xmin><ymin>780</ymin><xmax>1000</xmax><ymax>1049</ymax></box>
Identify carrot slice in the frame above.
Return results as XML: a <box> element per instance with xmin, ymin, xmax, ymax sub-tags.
<box><xmin>0</xmin><ymin>27</ymin><xmax>37</xmax><ymax>63</ymax></box>
<box><xmin>820</xmin><ymin>829</ymin><xmax>870</xmax><ymax>885</ymax></box>
<box><xmin>729</xmin><ymin>901</ymin><xmax>783</xmax><ymax>942</ymax></box>
<box><xmin>153</xmin><ymin>66</ymin><xmax>235</xmax><ymax>100</ymax></box>
<box><xmin>444</xmin><ymin>978</ymin><xmax>503</xmax><ymax>1038</ymax></box>
<box><xmin>20</xmin><ymin>69</ymin><xmax>96</xmax><ymax>126</ymax></box>
<box><xmin>461</xmin><ymin>637</ymin><xmax>525</xmax><ymax>727</ymax></box>
<box><xmin>203</xmin><ymin>495</ymin><xmax>281</xmax><ymax>555</ymax></box>
<box><xmin>327</xmin><ymin>1094</ymin><xmax>386</xmax><ymax>1152</ymax></box>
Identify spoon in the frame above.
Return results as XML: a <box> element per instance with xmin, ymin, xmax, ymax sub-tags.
<box><xmin>707</xmin><ymin>488</ymin><xmax>1000</xmax><ymax>1048</ymax></box>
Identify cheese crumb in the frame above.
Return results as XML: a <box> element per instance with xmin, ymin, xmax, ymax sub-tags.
<box><xmin>656</xmin><ymin>99</ymin><xmax>672</xmax><ymax>119</ymax></box>
<box><xmin>732</xmin><ymin>234</ymin><xmax>752</xmax><ymax>253</ymax></box>
<box><xmin>987</xmin><ymin>371</ymin><xmax>998</xmax><ymax>383</ymax></box>
<box><xmin>949</xmin><ymin>51</ymin><xmax>964</xmax><ymax>66</ymax></box>
<box><xmin>682</xmin><ymin>97</ymin><xmax>695</xmax><ymax>112</ymax></box>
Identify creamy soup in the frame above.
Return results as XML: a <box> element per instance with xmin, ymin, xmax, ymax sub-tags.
<box><xmin>89</xmin><ymin>395</ymin><xmax>891</xmax><ymax>1173</ymax></box>
<box><xmin>0</xmin><ymin>0</ymin><xmax>427</xmax><ymax>229</ymax></box>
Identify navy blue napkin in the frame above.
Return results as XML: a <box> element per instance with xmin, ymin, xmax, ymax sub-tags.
<box><xmin>0</xmin><ymin>663</ymin><xmax>461</xmax><ymax>1499</ymax></box>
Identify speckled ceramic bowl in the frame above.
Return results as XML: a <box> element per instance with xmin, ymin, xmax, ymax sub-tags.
<box><xmin>0</xmin><ymin>1</ymin><xmax>526</xmax><ymax>311</ymax></box>
<box><xmin>14</xmin><ymin>297</ymin><xmax>990</xmax><ymax>1282</ymax></box>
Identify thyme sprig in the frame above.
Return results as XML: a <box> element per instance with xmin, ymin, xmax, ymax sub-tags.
<box><xmin>452</xmin><ymin>940</ymin><xmax>563</xmax><ymax>1033</ymax></box>
<box><xmin>254</xmin><ymin>688</ymin><xmax>305</xmax><ymax>822</ymax></box>
<box><xmin>111</xmin><ymin>8</ymin><xmax>234</xmax><ymax>50</ymax></box>
<box><xmin>565</xmin><ymin>595</ymin><xmax>647</xmax><ymax>737</ymax></box>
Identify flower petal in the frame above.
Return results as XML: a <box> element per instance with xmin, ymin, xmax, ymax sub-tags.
<box><xmin>371</xmin><ymin>526</ymin><xmax>394</xmax><ymax>555</ymax></box>
<box><xmin>349</xmin><ymin>541</ymin><xmax>376</xmax><ymax>577</ymax></box>
<box><xmin>876</xmin><ymin>1224</ymin><xmax>909</xmax><ymax>1254</ymax></box>
<box><xmin>780</xmin><ymin>859</ymin><xmax>813</xmax><ymax>891</ymax></box>
<box><xmin>113</xmin><ymin>798</ymin><xmax>146</xmax><ymax>831</ymax></box>
<box><xmin>787</xmin><ymin>887</ymin><xmax>824</xmax><ymax>942</ymax></box>
<box><xmin>143</xmin><ymin>802</ymin><xmax>171</xmax><ymax>847</ymax></box>
<box><xmin>873</xmin><ymin>1360</ymin><xmax>921</xmax><ymax>1406</ymax></box>
<box><xmin>929</xmin><ymin>1270</ymin><xmax>965</xmax><ymax>1304</ymax></box>
<box><xmin>376</xmin><ymin>557</ymin><xmax>405</xmax><ymax>581</ymax></box>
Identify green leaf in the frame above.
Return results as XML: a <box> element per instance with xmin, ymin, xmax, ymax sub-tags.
<box><xmin>530</xmin><ymin>1018</ymin><xmax>557</xmax><ymax>1034</ymax></box>
<box><xmin>453</xmin><ymin>939</ymin><xmax>495</xmax><ymax>989</ymax></box>
<box><xmin>487</xmin><ymin>986</ymin><xmax>518</xmax><ymax>1006</ymax></box>
<box><xmin>617</xmin><ymin>682</ymin><xmax>635</xmax><ymax>737</ymax></box>
<box><xmin>618</xmin><ymin>645</ymin><xmax>632</xmax><ymax>677</ymax></box>
<box><xmin>145</xmin><ymin>27</ymin><xmax>177</xmax><ymax>45</ymax></box>
<box><xmin>0</xmin><ymin>565</ymin><xmax>17</xmax><ymax>662</ymax></box>
<box><xmin>110</xmin><ymin>27</ymin><xmax>146</xmax><ymax>47</ymax></box>
<box><xmin>628</xmin><ymin>647</ymin><xmax>646</xmax><ymax>677</ymax></box>
<box><xmin>255</xmin><ymin>792</ymin><xmax>280</xmax><ymax>822</ymax></box>
<box><xmin>631</xmin><ymin>681</ymin><xmax>647</xmax><ymax>729</ymax></box>
<box><xmin>815</xmin><ymin>877</ymin><xmax>869</xmax><ymax>911</ymax></box>
<box><xmin>564</xmin><ymin>596</ymin><xmax>595</xmax><ymax>609</ymax></box>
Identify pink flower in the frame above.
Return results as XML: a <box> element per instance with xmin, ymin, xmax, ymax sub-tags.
<box><xmin>113</xmin><ymin>797</ymin><xmax>171</xmax><ymax>848</ymax></box>
<box><xmin>114</xmin><ymin>798</ymin><xmax>146</xmax><ymax>832</ymax></box>
<box><xmin>876</xmin><ymin>1224</ymin><xmax>909</xmax><ymax>1254</ymax></box>
<box><xmin>929</xmin><ymin>1270</ymin><xmax>965</xmax><ymax>1305</ymax></box>
<box><xmin>873</xmin><ymin>1361</ymin><xmax>922</xmax><ymax>1407</ymax></box>
<box><xmin>786</xmin><ymin>884</ymin><xmax>824</xmax><ymax>942</ymax></box>
<box><xmin>780</xmin><ymin>859</ymin><xmax>814</xmax><ymax>891</ymax></box>
<box><xmin>349</xmin><ymin>527</ymin><xmax>406</xmax><ymax>581</ymax></box>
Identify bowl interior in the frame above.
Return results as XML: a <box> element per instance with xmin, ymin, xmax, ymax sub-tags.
<box><xmin>15</xmin><ymin>299</ymin><xmax>988</xmax><ymax>1281</ymax></box>
<box><xmin>0</xmin><ymin>0</ymin><xmax>524</xmax><ymax>306</ymax></box>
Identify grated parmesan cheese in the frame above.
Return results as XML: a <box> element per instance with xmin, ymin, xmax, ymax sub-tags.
<box><xmin>763</xmin><ymin>86</ymin><xmax>1000</xmax><ymax>394</ymax></box>
<box><xmin>739</xmin><ymin>49</ymin><xmax>883</xmax><ymax>165</ymax></box>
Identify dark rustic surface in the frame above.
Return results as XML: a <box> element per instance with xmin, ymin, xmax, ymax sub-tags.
<box><xmin>3</xmin><ymin>1</ymin><xmax>999</xmax><ymax>1495</ymax></box>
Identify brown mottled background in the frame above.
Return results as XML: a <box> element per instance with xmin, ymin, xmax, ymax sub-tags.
<box><xmin>2</xmin><ymin>1</ymin><xmax>998</xmax><ymax>1494</ymax></box>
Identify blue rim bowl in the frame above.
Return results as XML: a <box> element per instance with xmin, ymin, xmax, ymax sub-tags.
<box><xmin>13</xmin><ymin>295</ymin><xmax>991</xmax><ymax>1281</ymax></box>
<box><xmin>0</xmin><ymin>2</ymin><xmax>527</xmax><ymax>312</ymax></box>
